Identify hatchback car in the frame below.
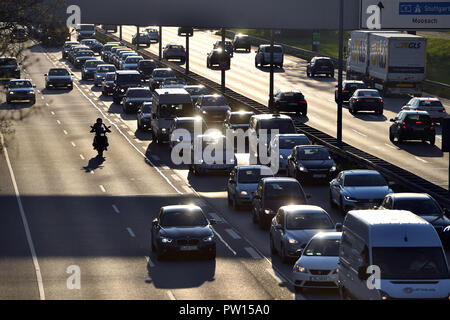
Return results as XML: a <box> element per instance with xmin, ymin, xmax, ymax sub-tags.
<box><xmin>184</xmin><ymin>85</ymin><xmax>210</xmax><ymax>104</ymax></box>
<box><xmin>269</xmin><ymin>134</ymin><xmax>311</xmax><ymax>172</ymax></box>
<box><xmin>335</xmin><ymin>80</ymin><xmax>366</xmax><ymax>103</ymax></box>
<box><xmin>163</xmin><ymin>44</ymin><xmax>186</xmax><ymax>63</ymax></box>
<box><xmin>123</xmin><ymin>87</ymin><xmax>153</xmax><ymax>113</ymax></box>
<box><xmin>137</xmin><ymin>102</ymin><xmax>153</xmax><ymax>131</ymax></box>
<box><xmin>306</xmin><ymin>57</ymin><xmax>334</xmax><ymax>78</ymax></box>
<box><xmin>286</xmin><ymin>145</ymin><xmax>336</xmax><ymax>182</ymax></box>
<box><xmin>401</xmin><ymin>97</ymin><xmax>447</xmax><ymax>123</ymax></box>
<box><xmin>378</xmin><ymin>193</ymin><xmax>450</xmax><ymax>247</ymax></box>
<box><xmin>94</xmin><ymin>64</ymin><xmax>116</xmax><ymax>86</ymax></box>
<box><xmin>292</xmin><ymin>232</ymin><xmax>341</xmax><ymax>292</ymax></box>
<box><xmin>389</xmin><ymin>110</ymin><xmax>435</xmax><ymax>145</ymax></box>
<box><xmin>6</xmin><ymin>79</ymin><xmax>36</xmax><ymax>104</ymax></box>
<box><xmin>206</xmin><ymin>48</ymin><xmax>231</xmax><ymax>70</ymax></box>
<box><xmin>329</xmin><ymin>170</ymin><xmax>393</xmax><ymax>214</ymax></box>
<box><xmin>81</xmin><ymin>59</ymin><xmax>104</xmax><ymax>80</ymax></box>
<box><xmin>232</xmin><ymin>34</ymin><xmax>251</xmax><ymax>52</ymax></box>
<box><xmin>349</xmin><ymin>89</ymin><xmax>383</xmax><ymax>115</ymax></box>
<box><xmin>227</xmin><ymin>165</ymin><xmax>274</xmax><ymax>209</ymax></box>
<box><xmin>213</xmin><ymin>40</ymin><xmax>234</xmax><ymax>57</ymax></box>
<box><xmin>45</xmin><ymin>68</ymin><xmax>73</xmax><ymax>90</ymax></box>
<box><xmin>271</xmin><ymin>89</ymin><xmax>307</xmax><ymax>116</ymax></box>
<box><xmin>132</xmin><ymin>32</ymin><xmax>151</xmax><ymax>47</ymax></box>
<box><xmin>252</xmin><ymin>177</ymin><xmax>308</xmax><ymax>229</ymax></box>
<box><xmin>151</xmin><ymin>205</ymin><xmax>216</xmax><ymax>260</ymax></box>
<box><xmin>270</xmin><ymin>205</ymin><xmax>338</xmax><ymax>263</ymax></box>
<box><xmin>121</xmin><ymin>55</ymin><xmax>143</xmax><ymax>70</ymax></box>
<box><xmin>255</xmin><ymin>45</ymin><xmax>283</xmax><ymax>68</ymax></box>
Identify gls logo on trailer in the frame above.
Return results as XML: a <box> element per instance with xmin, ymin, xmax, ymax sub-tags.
<box><xmin>395</xmin><ymin>42</ymin><xmax>422</xmax><ymax>49</ymax></box>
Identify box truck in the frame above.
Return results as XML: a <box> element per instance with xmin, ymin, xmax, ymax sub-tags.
<box><xmin>346</xmin><ymin>31</ymin><xmax>427</xmax><ymax>97</ymax></box>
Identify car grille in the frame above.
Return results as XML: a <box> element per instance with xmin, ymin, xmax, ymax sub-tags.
<box><xmin>308</xmin><ymin>168</ymin><xmax>329</xmax><ymax>173</ymax></box>
<box><xmin>177</xmin><ymin>239</ymin><xmax>199</xmax><ymax>246</ymax></box>
<box><xmin>303</xmin><ymin>281</ymin><xmax>337</xmax><ymax>287</ymax></box>
<box><xmin>309</xmin><ymin>269</ymin><xmax>332</xmax><ymax>275</ymax></box>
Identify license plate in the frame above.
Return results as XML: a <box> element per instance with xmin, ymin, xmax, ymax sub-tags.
<box><xmin>313</xmin><ymin>174</ymin><xmax>326</xmax><ymax>178</ymax></box>
<box><xmin>180</xmin><ymin>245</ymin><xmax>197</xmax><ymax>251</ymax></box>
<box><xmin>310</xmin><ymin>275</ymin><xmax>328</xmax><ymax>281</ymax></box>
<box><xmin>288</xmin><ymin>103</ymin><xmax>297</xmax><ymax>106</ymax></box>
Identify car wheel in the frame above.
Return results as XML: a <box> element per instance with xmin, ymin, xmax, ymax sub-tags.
<box><xmin>206</xmin><ymin>249</ymin><xmax>216</xmax><ymax>260</ymax></box>
<box><xmin>270</xmin><ymin>235</ymin><xmax>277</xmax><ymax>254</ymax></box>
<box><xmin>429</xmin><ymin>136</ymin><xmax>435</xmax><ymax>146</ymax></box>
<box><xmin>156</xmin><ymin>248</ymin><xmax>166</xmax><ymax>261</ymax></box>
<box><xmin>280</xmin><ymin>244</ymin><xmax>288</xmax><ymax>263</ymax></box>
<box><xmin>232</xmin><ymin>195</ymin><xmax>240</xmax><ymax>210</ymax></box>
<box><xmin>389</xmin><ymin>130</ymin><xmax>395</xmax><ymax>143</ymax></box>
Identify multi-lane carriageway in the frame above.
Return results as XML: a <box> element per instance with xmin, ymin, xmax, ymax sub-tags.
<box><xmin>112</xmin><ymin>26</ymin><xmax>449</xmax><ymax>191</ymax></box>
<box><xmin>0</xmin><ymin>33</ymin><xmax>449</xmax><ymax>300</ymax></box>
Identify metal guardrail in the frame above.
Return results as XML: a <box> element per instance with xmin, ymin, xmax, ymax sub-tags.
<box><xmin>98</xmin><ymin>29</ymin><xmax>450</xmax><ymax>209</ymax></box>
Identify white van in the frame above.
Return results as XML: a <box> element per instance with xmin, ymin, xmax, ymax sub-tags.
<box><xmin>150</xmin><ymin>88</ymin><xmax>194</xmax><ymax>144</ymax></box>
<box><xmin>338</xmin><ymin>209</ymin><xmax>450</xmax><ymax>300</ymax></box>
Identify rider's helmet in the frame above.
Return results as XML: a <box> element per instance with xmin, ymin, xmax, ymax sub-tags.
<box><xmin>96</xmin><ymin>118</ymin><xmax>102</xmax><ymax>124</ymax></box>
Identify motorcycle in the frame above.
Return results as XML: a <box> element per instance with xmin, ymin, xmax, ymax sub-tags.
<box><xmin>91</xmin><ymin>125</ymin><xmax>111</xmax><ymax>158</ymax></box>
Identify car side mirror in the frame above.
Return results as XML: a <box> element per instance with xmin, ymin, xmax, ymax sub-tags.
<box><xmin>335</xmin><ymin>223</ymin><xmax>343</xmax><ymax>232</ymax></box>
<box><xmin>389</xmin><ymin>118</ymin><xmax>395</xmax><ymax>122</ymax></box>
<box><xmin>152</xmin><ymin>219</ymin><xmax>158</xmax><ymax>228</ymax></box>
<box><xmin>358</xmin><ymin>266</ymin><xmax>369</xmax><ymax>281</ymax></box>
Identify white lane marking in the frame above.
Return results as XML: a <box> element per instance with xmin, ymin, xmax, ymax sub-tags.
<box><xmin>90</xmin><ymin>170</ymin><xmax>95</xmax><ymax>175</ymax></box>
<box><xmin>212</xmin><ymin>228</ymin><xmax>237</xmax><ymax>256</ymax></box>
<box><xmin>56</xmin><ymin>120</ymin><xmax>61</xmax><ymax>125</ymax></box>
<box><xmin>71</xmin><ymin>81</ymin><xmax>183</xmax><ymax>195</ymax></box>
<box><xmin>112</xmin><ymin>204</ymin><xmax>120</xmax><ymax>213</ymax></box>
<box><xmin>415</xmin><ymin>156</ymin><xmax>428</xmax><ymax>164</ymax></box>
<box><xmin>151</xmin><ymin>155</ymin><xmax>160</xmax><ymax>161</ymax></box>
<box><xmin>80</xmin><ymin>154</ymin><xmax>85</xmax><ymax>160</ymax></box>
<box><xmin>45</xmin><ymin>103</ymin><xmax>49</xmax><ymax>107</ymax></box>
<box><xmin>245</xmin><ymin>247</ymin><xmax>262</xmax><ymax>259</ymax></box>
<box><xmin>99</xmin><ymin>185</ymin><xmax>106</xmax><ymax>193</ymax></box>
<box><xmin>40</xmin><ymin>96</ymin><xmax>44</xmax><ymax>100</ymax></box>
<box><xmin>71</xmin><ymin>141</ymin><xmax>76</xmax><ymax>147</ymax></box>
<box><xmin>63</xmin><ymin>130</ymin><xmax>68</xmax><ymax>135</ymax></box>
<box><xmin>436</xmin><ymin>136</ymin><xmax>442</xmax><ymax>141</ymax></box>
<box><xmin>182</xmin><ymin>185</ymin><xmax>191</xmax><ymax>193</ymax></box>
<box><xmin>384</xmin><ymin>143</ymin><xmax>397</xmax><ymax>150</ymax></box>
<box><xmin>145</xmin><ymin>256</ymin><xmax>155</xmax><ymax>268</ymax></box>
<box><xmin>167</xmin><ymin>291</ymin><xmax>176</xmax><ymax>300</ymax></box>
<box><xmin>126</xmin><ymin>227</ymin><xmax>135</xmax><ymax>238</ymax></box>
<box><xmin>50</xmin><ymin>111</ymin><xmax>55</xmax><ymax>115</ymax></box>
<box><xmin>0</xmin><ymin>132</ymin><xmax>45</xmax><ymax>300</ymax></box>
<box><xmin>208</xmin><ymin>212</ymin><xmax>223</xmax><ymax>223</ymax></box>
<box><xmin>121</xmin><ymin>124</ymin><xmax>127</xmax><ymax>129</ymax></box>
<box><xmin>351</xmin><ymin>129</ymin><xmax>367</xmax><ymax>137</ymax></box>
<box><xmin>225</xmin><ymin>228</ymin><xmax>241</xmax><ymax>240</ymax></box>
<box><xmin>171</xmin><ymin>174</ymin><xmax>181</xmax><ymax>181</ymax></box>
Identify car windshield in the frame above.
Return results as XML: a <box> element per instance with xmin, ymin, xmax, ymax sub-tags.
<box><xmin>237</xmin><ymin>168</ymin><xmax>273</xmax><ymax>184</ymax></box>
<box><xmin>202</xmin><ymin>96</ymin><xmax>227</xmax><ymax>106</ymax></box>
<box><xmin>297</xmin><ymin>147</ymin><xmax>330</xmax><ymax>160</ymax></box>
<box><xmin>393</xmin><ymin>198</ymin><xmax>443</xmax><ymax>216</ymax></box>
<box><xmin>260</xmin><ymin>119</ymin><xmax>296</xmax><ymax>134</ymax></box>
<box><xmin>229</xmin><ymin>113</ymin><xmax>253</xmax><ymax>125</ymax></box>
<box><xmin>160</xmin><ymin>209</ymin><xmax>208</xmax><ymax>227</ymax></box>
<box><xmin>117</xmin><ymin>74</ymin><xmax>141</xmax><ymax>85</ymax></box>
<box><xmin>304</xmin><ymin>238</ymin><xmax>340</xmax><ymax>256</ymax></box>
<box><xmin>177</xmin><ymin>121</ymin><xmax>207</xmax><ymax>133</ymax></box>
<box><xmin>357</xmin><ymin>90</ymin><xmax>380</xmax><ymax>98</ymax></box>
<box><xmin>345</xmin><ymin>83</ymin><xmax>365</xmax><ymax>91</ymax></box>
<box><xmin>127</xmin><ymin>89</ymin><xmax>152</xmax><ymax>98</ymax></box>
<box><xmin>85</xmin><ymin>61</ymin><xmax>102</xmax><ymax>68</ymax></box>
<box><xmin>9</xmin><ymin>80</ymin><xmax>32</xmax><ymax>88</ymax></box>
<box><xmin>372</xmin><ymin>247</ymin><xmax>450</xmax><ymax>280</ymax></box>
<box><xmin>153</xmin><ymin>69</ymin><xmax>175</xmax><ymax>78</ymax></box>
<box><xmin>126</xmin><ymin>57</ymin><xmax>142</xmax><ymax>63</ymax></box>
<box><xmin>202</xmin><ymin>108</ymin><xmax>229</xmax><ymax>122</ymax></box>
<box><xmin>279</xmin><ymin>137</ymin><xmax>310</xmax><ymax>149</ymax></box>
<box><xmin>97</xmin><ymin>66</ymin><xmax>115</xmax><ymax>73</ymax></box>
<box><xmin>286</xmin><ymin>212</ymin><xmax>334</xmax><ymax>230</ymax></box>
<box><xmin>418</xmin><ymin>100</ymin><xmax>443</xmax><ymax>107</ymax></box>
<box><xmin>49</xmin><ymin>69</ymin><xmax>69</xmax><ymax>76</ymax></box>
<box><xmin>79</xmin><ymin>25</ymin><xmax>94</xmax><ymax>31</ymax></box>
<box><xmin>0</xmin><ymin>58</ymin><xmax>17</xmax><ymax>66</ymax></box>
<box><xmin>264</xmin><ymin>182</ymin><xmax>305</xmax><ymax>201</ymax></box>
<box><xmin>160</xmin><ymin>104</ymin><xmax>193</xmax><ymax>118</ymax></box>
<box><xmin>280</xmin><ymin>92</ymin><xmax>305</xmax><ymax>101</ymax></box>
<box><xmin>78</xmin><ymin>51</ymin><xmax>94</xmax><ymax>57</ymax></box>
<box><xmin>185</xmin><ymin>86</ymin><xmax>209</xmax><ymax>96</ymax></box>
<box><xmin>343</xmin><ymin>173</ymin><xmax>387</xmax><ymax>187</ymax></box>
<box><xmin>140</xmin><ymin>105</ymin><xmax>152</xmax><ymax>113</ymax></box>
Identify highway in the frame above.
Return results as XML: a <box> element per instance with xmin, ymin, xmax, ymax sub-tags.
<box><xmin>113</xmin><ymin>26</ymin><xmax>449</xmax><ymax>190</ymax></box>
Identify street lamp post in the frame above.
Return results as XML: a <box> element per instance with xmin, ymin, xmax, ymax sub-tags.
<box><xmin>337</xmin><ymin>0</ymin><xmax>344</xmax><ymax>148</ymax></box>
<box><xmin>221</xmin><ymin>27</ymin><xmax>226</xmax><ymax>92</ymax></box>
<box><xmin>159</xmin><ymin>26</ymin><xmax>162</xmax><ymax>60</ymax></box>
<box><xmin>269</xmin><ymin>29</ymin><xmax>274</xmax><ymax>109</ymax></box>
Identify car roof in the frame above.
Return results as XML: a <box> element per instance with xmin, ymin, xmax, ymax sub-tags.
<box><xmin>97</xmin><ymin>64</ymin><xmax>115</xmax><ymax>67</ymax></box>
<box><xmin>236</xmin><ymin>165</ymin><xmax>272</xmax><ymax>171</ymax></box>
<box><xmin>9</xmin><ymin>79</ymin><xmax>32</xmax><ymax>82</ymax></box>
<box><xmin>313</xmin><ymin>56</ymin><xmax>331</xmax><ymax>60</ymax></box>
<box><xmin>348</xmin><ymin>209</ymin><xmax>429</xmax><ymax>225</ymax></box>
<box><xmin>229</xmin><ymin>111</ymin><xmax>254</xmax><ymax>115</ymax></box>
<box><xmin>175</xmin><ymin>117</ymin><xmax>204</xmax><ymax>122</ymax></box>
<box><xmin>252</xmin><ymin>113</ymin><xmax>292</xmax><ymax>120</ymax></box>
<box><xmin>161</xmin><ymin>205</ymin><xmax>203</xmax><ymax>213</ymax></box>
<box><xmin>295</xmin><ymin>144</ymin><xmax>326</xmax><ymax>149</ymax></box>
<box><xmin>280</xmin><ymin>205</ymin><xmax>327</xmax><ymax>214</ymax></box>
<box><xmin>413</xmin><ymin>97</ymin><xmax>440</xmax><ymax>101</ymax></box>
<box><xmin>262</xmin><ymin>177</ymin><xmax>299</xmax><ymax>184</ymax></box>
<box><xmin>116</xmin><ymin>70</ymin><xmax>140</xmax><ymax>75</ymax></box>
<box><xmin>344</xmin><ymin>80</ymin><xmax>365</xmax><ymax>84</ymax></box>
<box><xmin>125</xmin><ymin>55</ymin><xmax>143</xmax><ymax>59</ymax></box>
<box><xmin>127</xmin><ymin>87</ymin><xmax>150</xmax><ymax>91</ymax></box>
<box><xmin>401</xmin><ymin>110</ymin><xmax>430</xmax><ymax>115</ymax></box>
<box><xmin>310</xmin><ymin>232</ymin><xmax>342</xmax><ymax>240</ymax></box>
<box><xmin>389</xmin><ymin>193</ymin><xmax>432</xmax><ymax>200</ymax></box>
<box><xmin>184</xmin><ymin>84</ymin><xmax>206</xmax><ymax>88</ymax></box>
<box><xmin>342</xmin><ymin>169</ymin><xmax>381</xmax><ymax>175</ymax></box>
<box><xmin>260</xmin><ymin>44</ymin><xmax>282</xmax><ymax>48</ymax></box>
<box><xmin>153</xmin><ymin>68</ymin><xmax>173</xmax><ymax>71</ymax></box>
<box><xmin>276</xmin><ymin>134</ymin><xmax>307</xmax><ymax>138</ymax></box>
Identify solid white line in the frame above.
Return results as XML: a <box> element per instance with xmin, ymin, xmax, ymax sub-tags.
<box><xmin>127</xmin><ymin>130</ymin><xmax>134</xmax><ymax>136</ymax></box>
<box><xmin>0</xmin><ymin>132</ymin><xmax>45</xmax><ymax>300</ymax></box>
<box><xmin>71</xmin><ymin>141</ymin><xmax>76</xmax><ymax>147</ymax></box>
<box><xmin>351</xmin><ymin>129</ymin><xmax>367</xmax><ymax>137</ymax></box>
<box><xmin>245</xmin><ymin>247</ymin><xmax>262</xmax><ymax>259</ymax></box>
<box><xmin>50</xmin><ymin>111</ymin><xmax>55</xmax><ymax>115</ymax></box>
<box><xmin>212</xmin><ymin>228</ymin><xmax>237</xmax><ymax>256</ymax></box>
<box><xmin>415</xmin><ymin>156</ymin><xmax>428</xmax><ymax>164</ymax></box>
<box><xmin>171</xmin><ymin>174</ymin><xmax>181</xmax><ymax>181</ymax></box>
<box><xmin>112</xmin><ymin>204</ymin><xmax>120</xmax><ymax>213</ymax></box>
<box><xmin>167</xmin><ymin>291</ymin><xmax>176</xmax><ymax>300</ymax></box>
<box><xmin>225</xmin><ymin>228</ymin><xmax>241</xmax><ymax>240</ymax></box>
<box><xmin>80</xmin><ymin>154</ymin><xmax>85</xmax><ymax>160</ymax></box>
<box><xmin>208</xmin><ymin>212</ymin><xmax>223</xmax><ymax>223</ymax></box>
<box><xmin>384</xmin><ymin>143</ymin><xmax>397</xmax><ymax>150</ymax></box>
<box><xmin>99</xmin><ymin>185</ymin><xmax>106</xmax><ymax>193</ymax></box>
<box><xmin>126</xmin><ymin>227</ymin><xmax>135</xmax><ymax>238</ymax></box>
<box><xmin>63</xmin><ymin>130</ymin><xmax>68</xmax><ymax>135</ymax></box>
<box><xmin>56</xmin><ymin>120</ymin><xmax>61</xmax><ymax>125</ymax></box>
<box><xmin>436</xmin><ymin>136</ymin><xmax>442</xmax><ymax>141</ymax></box>
<box><xmin>182</xmin><ymin>185</ymin><xmax>191</xmax><ymax>193</ymax></box>
<box><xmin>145</xmin><ymin>256</ymin><xmax>155</xmax><ymax>267</ymax></box>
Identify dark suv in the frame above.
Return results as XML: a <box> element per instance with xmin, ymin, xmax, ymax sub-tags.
<box><xmin>213</xmin><ymin>40</ymin><xmax>234</xmax><ymax>57</ymax></box>
<box><xmin>0</xmin><ymin>57</ymin><xmax>20</xmax><ymax>79</ymax></box>
<box><xmin>112</xmin><ymin>70</ymin><xmax>142</xmax><ymax>104</ymax></box>
<box><xmin>271</xmin><ymin>89</ymin><xmax>307</xmax><ymax>116</ymax></box>
<box><xmin>389</xmin><ymin>110</ymin><xmax>435</xmax><ymax>145</ymax></box>
<box><xmin>137</xmin><ymin>59</ymin><xmax>157</xmax><ymax>80</ymax></box>
<box><xmin>232</xmin><ymin>34</ymin><xmax>251</xmax><ymax>52</ymax></box>
<box><xmin>306</xmin><ymin>57</ymin><xmax>334</xmax><ymax>78</ymax></box>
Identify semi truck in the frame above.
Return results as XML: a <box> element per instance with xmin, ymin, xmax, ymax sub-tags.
<box><xmin>346</xmin><ymin>31</ymin><xmax>427</xmax><ymax>97</ymax></box>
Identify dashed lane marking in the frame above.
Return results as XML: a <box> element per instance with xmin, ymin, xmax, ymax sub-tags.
<box><xmin>112</xmin><ymin>204</ymin><xmax>120</xmax><ymax>213</ymax></box>
<box><xmin>245</xmin><ymin>247</ymin><xmax>262</xmax><ymax>259</ymax></box>
<box><xmin>99</xmin><ymin>185</ymin><xmax>106</xmax><ymax>193</ymax></box>
<box><xmin>126</xmin><ymin>227</ymin><xmax>135</xmax><ymax>238</ymax></box>
<box><xmin>225</xmin><ymin>228</ymin><xmax>241</xmax><ymax>240</ymax></box>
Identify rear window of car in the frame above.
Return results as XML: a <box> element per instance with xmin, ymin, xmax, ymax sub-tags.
<box><xmin>418</xmin><ymin>100</ymin><xmax>443</xmax><ymax>107</ymax></box>
<box><xmin>139</xmin><ymin>60</ymin><xmax>156</xmax><ymax>67</ymax></box>
<box><xmin>357</xmin><ymin>90</ymin><xmax>381</xmax><ymax>98</ymax></box>
<box><xmin>263</xmin><ymin>46</ymin><xmax>283</xmax><ymax>53</ymax></box>
<box><xmin>404</xmin><ymin>114</ymin><xmax>432</xmax><ymax>123</ymax></box>
<box><xmin>315</xmin><ymin>59</ymin><xmax>333</xmax><ymax>67</ymax></box>
<box><xmin>280</xmin><ymin>92</ymin><xmax>305</xmax><ymax>101</ymax></box>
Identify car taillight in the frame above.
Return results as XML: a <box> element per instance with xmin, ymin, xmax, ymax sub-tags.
<box><xmin>299</xmin><ymin>100</ymin><xmax>306</xmax><ymax>104</ymax></box>
<box><xmin>279</xmin><ymin>100</ymin><xmax>287</xmax><ymax>103</ymax></box>
<box><xmin>415</xmin><ymin>108</ymin><xmax>423</xmax><ymax>111</ymax></box>
<box><xmin>380</xmin><ymin>99</ymin><xmax>383</xmax><ymax>103</ymax></box>
<box><xmin>356</xmin><ymin>99</ymin><xmax>360</xmax><ymax>102</ymax></box>
<box><xmin>442</xmin><ymin>109</ymin><xmax>447</xmax><ymax>113</ymax></box>
<box><xmin>343</xmin><ymin>90</ymin><xmax>350</xmax><ymax>93</ymax></box>
<box><xmin>416</xmin><ymin>121</ymin><xmax>422</xmax><ymax>124</ymax></box>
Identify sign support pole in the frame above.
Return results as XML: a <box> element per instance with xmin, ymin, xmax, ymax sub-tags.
<box><xmin>337</xmin><ymin>0</ymin><xmax>344</xmax><ymax>148</ymax></box>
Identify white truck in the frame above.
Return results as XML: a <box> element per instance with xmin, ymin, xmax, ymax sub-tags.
<box><xmin>346</xmin><ymin>31</ymin><xmax>427</xmax><ymax>97</ymax></box>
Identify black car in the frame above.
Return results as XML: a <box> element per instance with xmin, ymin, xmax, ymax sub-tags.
<box><xmin>389</xmin><ymin>110</ymin><xmax>435</xmax><ymax>145</ymax></box>
<box><xmin>184</xmin><ymin>85</ymin><xmax>210</xmax><ymax>104</ymax></box>
<box><xmin>112</xmin><ymin>70</ymin><xmax>143</xmax><ymax>104</ymax></box>
<box><xmin>335</xmin><ymin>80</ymin><xmax>366</xmax><ymax>103</ymax></box>
<box><xmin>101</xmin><ymin>72</ymin><xmax>116</xmax><ymax>96</ymax></box>
<box><xmin>72</xmin><ymin>50</ymin><xmax>95</xmax><ymax>69</ymax></box>
<box><xmin>80</xmin><ymin>39</ymin><xmax>103</xmax><ymax>53</ymax></box>
<box><xmin>378</xmin><ymin>193</ymin><xmax>450</xmax><ymax>247</ymax></box>
<box><xmin>306</xmin><ymin>57</ymin><xmax>334</xmax><ymax>78</ymax></box>
<box><xmin>286</xmin><ymin>145</ymin><xmax>337</xmax><ymax>183</ymax></box>
<box><xmin>252</xmin><ymin>177</ymin><xmax>308</xmax><ymax>229</ymax></box>
<box><xmin>62</xmin><ymin>41</ymin><xmax>79</xmax><ymax>59</ymax></box>
<box><xmin>232</xmin><ymin>34</ymin><xmax>251</xmax><ymax>52</ymax></box>
<box><xmin>122</xmin><ymin>87</ymin><xmax>152</xmax><ymax>113</ymax></box>
<box><xmin>349</xmin><ymin>89</ymin><xmax>383</xmax><ymax>115</ymax></box>
<box><xmin>137</xmin><ymin>102</ymin><xmax>152</xmax><ymax>131</ymax></box>
<box><xmin>206</xmin><ymin>48</ymin><xmax>230</xmax><ymax>70</ymax></box>
<box><xmin>45</xmin><ymin>68</ymin><xmax>73</xmax><ymax>90</ymax></box>
<box><xmin>101</xmin><ymin>42</ymin><xmax>121</xmax><ymax>62</ymax></box>
<box><xmin>6</xmin><ymin>79</ymin><xmax>36</xmax><ymax>104</ymax></box>
<box><xmin>213</xmin><ymin>40</ymin><xmax>234</xmax><ymax>57</ymax></box>
<box><xmin>149</xmin><ymin>68</ymin><xmax>176</xmax><ymax>91</ymax></box>
<box><xmin>224</xmin><ymin>111</ymin><xmax>254</xmax><ymax>143</ymax></box>
<box><xmin>163</xmin><ymin>44</ymin><xmax>186</xmax><ymax>63</ymax></box>
<box><xmin>137</xmin><ymin>59</ymin><xmax>157</xmax><ymax>80</ymax></box>
<box><xmin>151</xmin><ymin>205</ymin><xmax>216</xmax><ymax>260</ymax></box>
<box><xmin>0</xmin><ymin>57</ymin><xmax>20</xmax><ymax>79</ymax></box>
<box><xmin>67</xmin><ymin>45</ymin><xmax>90</xmax><ymax>64</ymax></box>
<box><xmin>271</xmin><ymin>89</ymin><xmax>307</xmax><ymax>116</ymax></box>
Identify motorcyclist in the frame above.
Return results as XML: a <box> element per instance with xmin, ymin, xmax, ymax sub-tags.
<box><xmin>90</xmin><ymin>118</ymin><xmax>111</xmax><ymax>151</ymax></box>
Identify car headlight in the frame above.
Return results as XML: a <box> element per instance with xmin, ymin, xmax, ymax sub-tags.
<box><xmin>379</xmin><ymin>290</ymin><xmax>391</xmax><ymax>300</ymax></box>
<box><xmin>264</xmin><ymin>209</ymin><xmax>275</xmax><ymax>215</ymax></box>
<box><xmin>288</xmin><ymin>238</ymin><xmax>298</xmax><ymax>244</ymax></box>
<box><xmin>161</xmin><ymin>237</ymin><xmax>173</xmax><ymax>244</ymax></box>
<box><xmin>9</xmin><ymin>91</ymin><xmax>15</xmax><ymax>95</ymax></box>
<box><xmin>28</xmin><ymin>90</ymin><xmax>35</xmax><ymax>94</ymax></box>
<box><xmin>203</xmin><ymin>235</ymin><xmax>214</xmax><ymax>242</ymax></box>
<box><xmin>330</xmin><ymin>166</ymin><xmax>337</xmax><ymax>172</ymax></box>
<box><xmin>344</xmin><ymin>195</ymin><xmax>357</xmax><ymax>201</ymax></box>
<box><xmin>332</xmin><ymin>268</ymin><xmax>339</xmax><ymax>274</ymax></box>
<box><xmin>298</xmin><ymin>165</ymin><xmax>307</xmax><ymax>172</ymax></box>
<box><xmin>240</xmin><ymin>190</ymin><xmax>248</xmax><ymax>196</ymax></box>
<box><xmin>161</xmin><ymin>128</ymin><xmax>167</xmax><ymax>133</ymax></box>
<box><xmin>279</xmin><ymin>154</ymin><xmax>284</xmax><ymax>159</ymax></box>
<box><xmin>444</xmin><ymin>225</ymin><xmax>450</xmax><ymax>233</ymax></box>
<box><xmin>294</xmin><ymin>264</ymin><xmax>307</xmax><ymax>273</ymax></box>
<box><xmin>120</xmin><ymin>88</ymin><xmax>125</xmax><ymax>93</ymax></box>
<box><xmin>76</xmin><ymin>59</ymin><xmax>80</xmax><ymax>63</ymax></box>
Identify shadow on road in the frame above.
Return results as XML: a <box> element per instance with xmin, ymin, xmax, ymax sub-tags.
<box><xmin>82</xmin><ymin>156</ymin><xmax>105</xmax><ymax>172</ymax></box>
